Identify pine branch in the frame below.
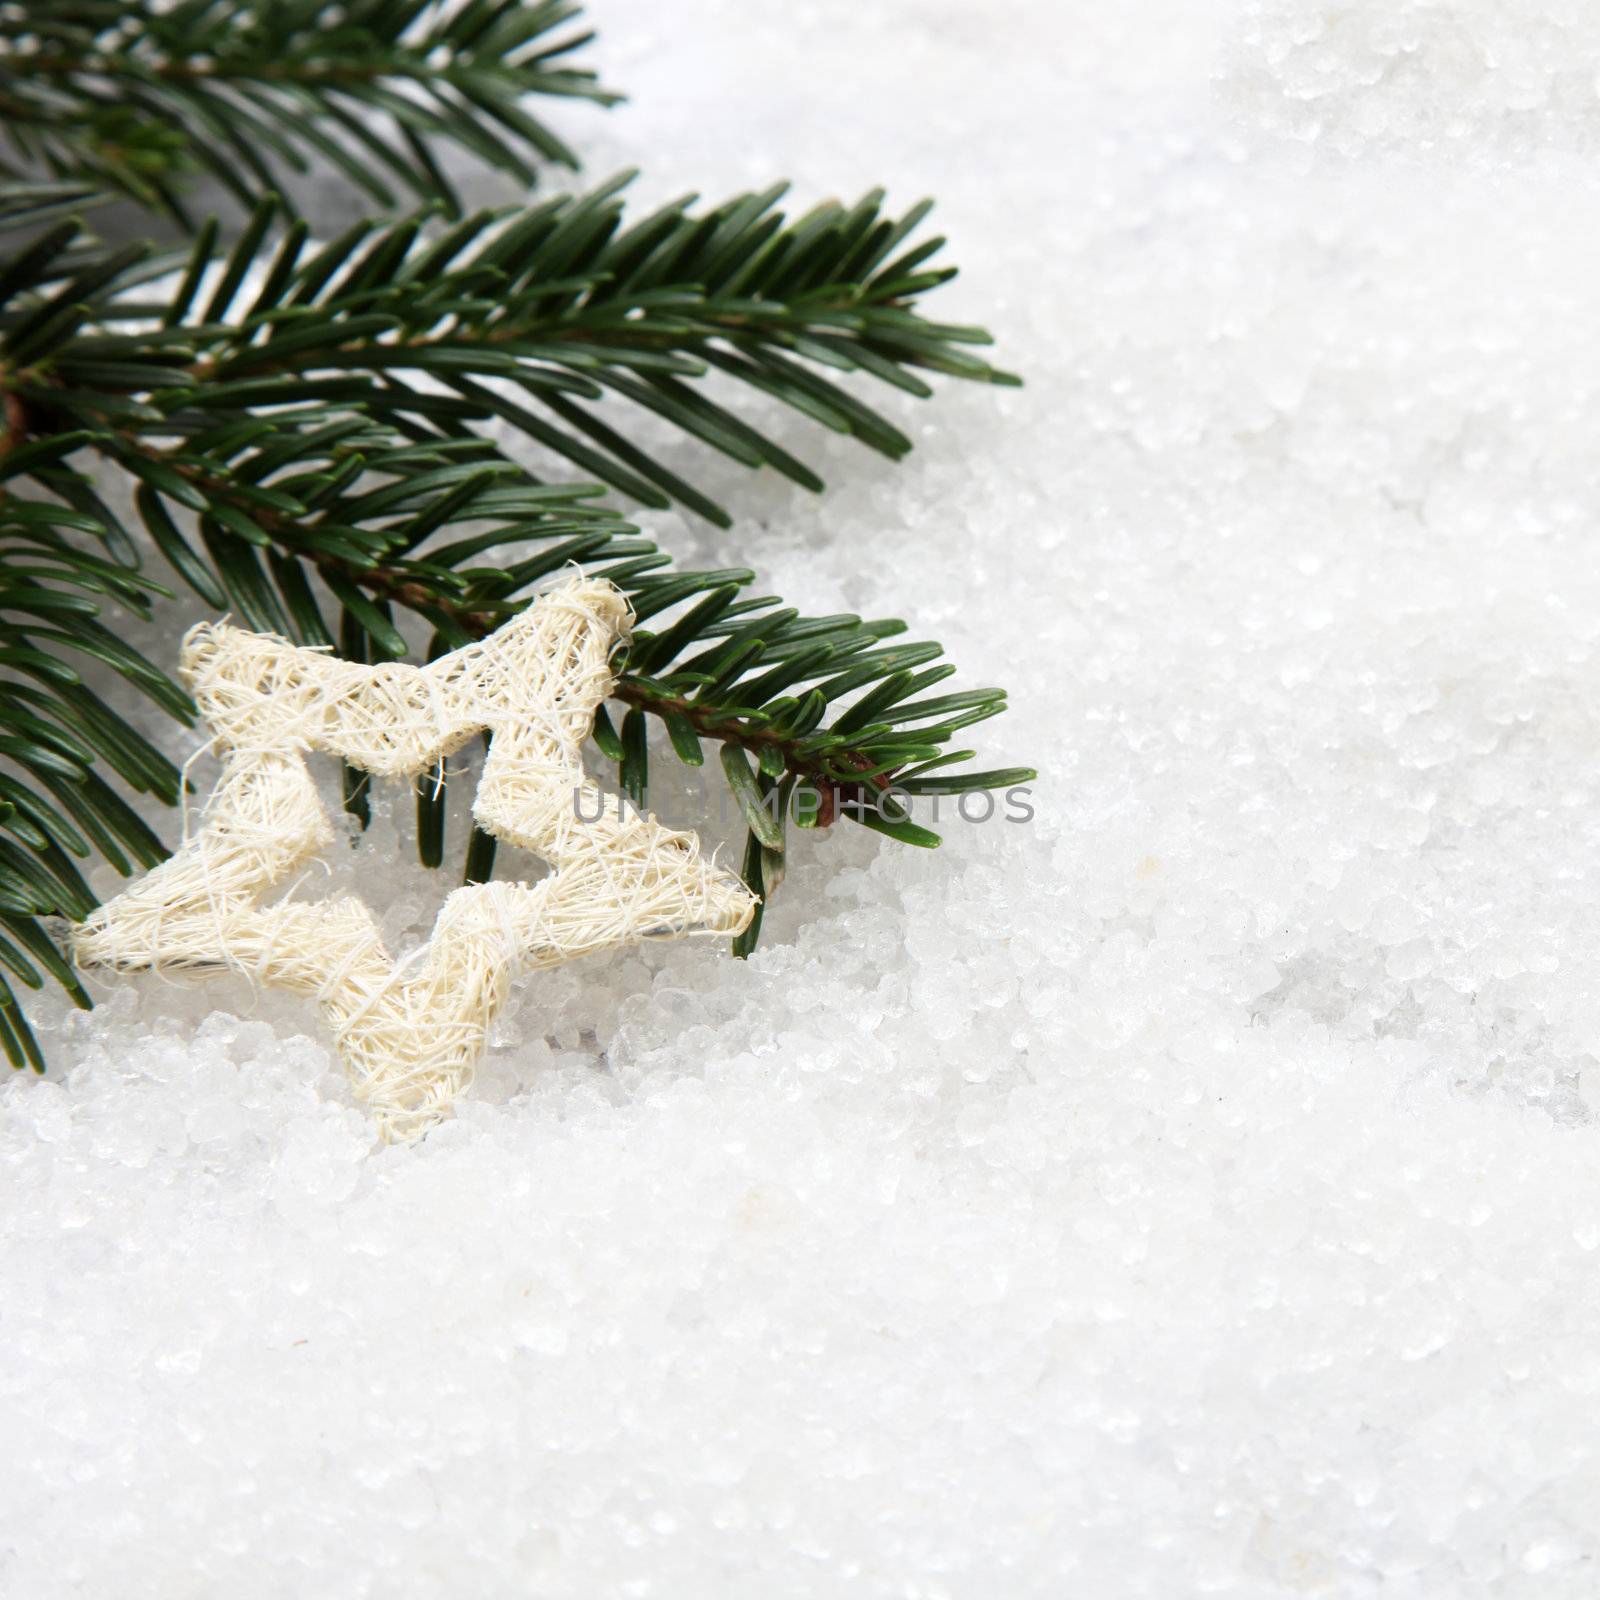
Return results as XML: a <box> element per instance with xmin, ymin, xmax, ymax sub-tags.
<box><xmin>0</xmin><ymin>184</ymin><xmax>1032</xmax><ymax>1063</ymax></box>
<box><xmin>0</xmin><ymin>489</ymin><xmax>181</xmax><ymax>1067</ymax></box>
<box><xmin>2</xmin><ymin>180</ymin><xmax>1017</xmax><ymax>547</ymax></box>
<box><xmin>0</xmin><ymin>0</ymin><xmax>617</xmax><ymax>223</ymax></box>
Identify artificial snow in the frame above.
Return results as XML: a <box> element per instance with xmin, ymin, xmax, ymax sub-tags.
<box><xmin>7</xmin><ymin>0</ymin><xmax>1600</xmax><ymax>1594</ymax></box>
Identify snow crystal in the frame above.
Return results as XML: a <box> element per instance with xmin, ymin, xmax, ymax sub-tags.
<box><xmin>1223</xmin><ymin>0</ymin><xmax>1600</xmax><ymax>157</ymax></box>
<box><xmin>6</xmin><ymin>0</ymin><xmax>1600</xmax><ymax>1594</ymax></box>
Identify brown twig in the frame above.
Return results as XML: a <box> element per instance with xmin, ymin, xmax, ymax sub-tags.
<box><xmin>0</xmin><ymin>384</ymin><xmax>26</xmax><ymax>460</ymax></box>
<box><xmin>95</xmin><ymin>427</ymin><xmax>885</xmax><ymax>816</ymax></box>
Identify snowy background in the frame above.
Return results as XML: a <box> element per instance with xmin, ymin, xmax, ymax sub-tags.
<box><xmin>9</xmin><ymin>0</ymin><xmax>1600</xmax><ymax>1593</ymax></box>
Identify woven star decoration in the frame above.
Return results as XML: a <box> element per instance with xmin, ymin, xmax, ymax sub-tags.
<box><xmin>71</xmin><ymin>577</ymin><xmax>757</xmax><ymax>1141</ymax></box>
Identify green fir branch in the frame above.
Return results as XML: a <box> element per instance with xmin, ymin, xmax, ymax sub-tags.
<box><xmin>0</xmin><ymin>178</ymin><xmax>1030</xmax><ymax>1067</ymax></box>
<box><xmin>0</xmin><ymin>0</ymin><xmax>617</xmax><ymax>223</ymax></box>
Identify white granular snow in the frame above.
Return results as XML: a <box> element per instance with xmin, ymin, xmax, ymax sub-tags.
<box><xmin>1223</xmin><ymin>0</ymin><xmax>1600</xmax><ymax>157</ymax></box>
<box><xmin>7</xmin><ymin>0</ymin><xmax>1600</xmax><ymax>1594</ymax></box>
